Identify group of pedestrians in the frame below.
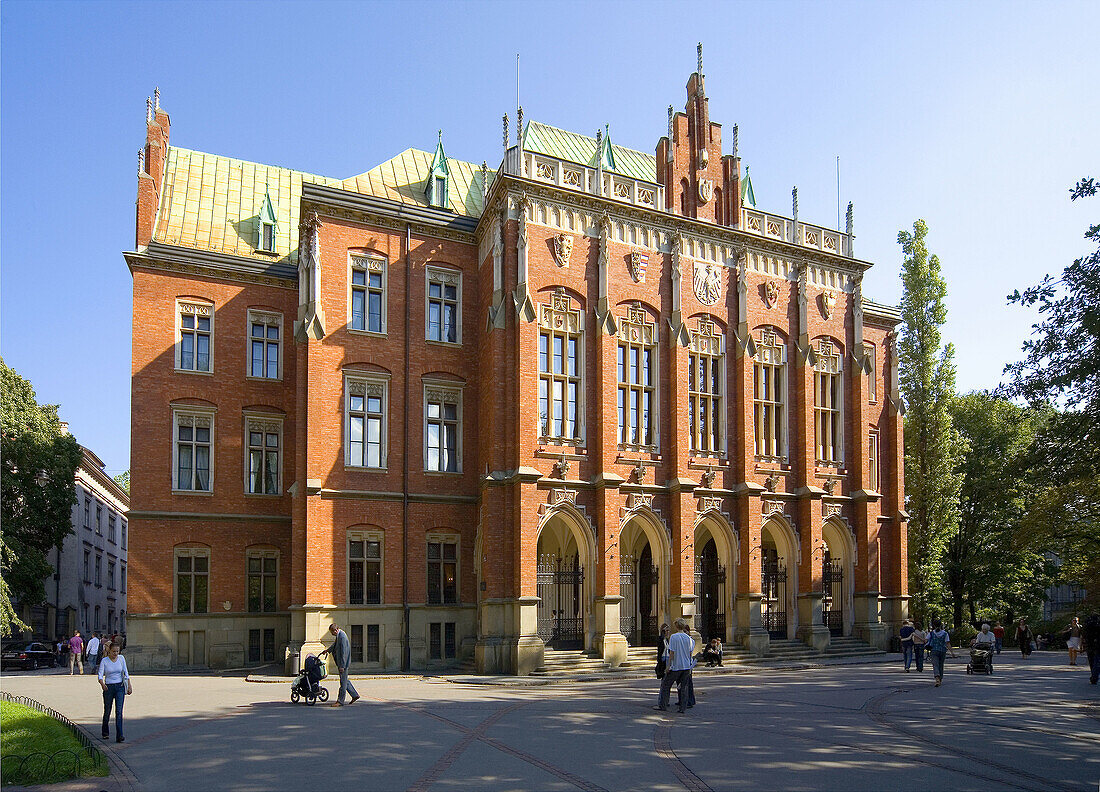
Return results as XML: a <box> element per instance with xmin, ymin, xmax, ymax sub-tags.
<box><xmin>56</xmin><ymin>630</ymin><xmax>126</xmax><ymax>675</ymax></box>
<box><xmin>898</xmin><ymin>619</ymin><xmax>956</xmax><ymax>686</ymax></box>
<box><xmin>654</xmin><ymin>619</ymin><xmax>697</xmax><ymax>713</ymax></box>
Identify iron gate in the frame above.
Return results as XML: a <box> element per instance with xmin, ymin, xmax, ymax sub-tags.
<box><xmin>822</xmin><ymin>556</ymin><xmax>844</xmax><ymax>635</ymax></box>
<box><xmin>537</xmin><ymin>556</ymin><xmax>584</xmax><ymax>650</ymax></box>
<box><xmin>695</xmin><ymin>557</ymin><xmax>727</xmax><ymax>642</ymax></box>
<box><xmin>639</xmin><ymin>561</ymin><xmax>659</xmax><ymax>645</ymax></box>
<box><xmin>620</xmin><ymin>555</ymin><xmax>636</xmax><ymax>643</ymax></box>
<box><xmin>762</xmin><ymin>554</ymin><xmax>787</xmax><ymax>638</ymax></box>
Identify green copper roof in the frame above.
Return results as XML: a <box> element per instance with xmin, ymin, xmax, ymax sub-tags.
<box><xmin>741</xmin><ymin>167</ymin><xmax>756</xmax><ymax>208</ymax></box>
<box><xmin>427</xmin><ymin>131</ymin><xmax>450</xmax><ymax>176</ymax></box>
<box><xmin>258</xmin><ymin>190</ymin><xmax>277</xmax><ymax>226</ymax></box>
<box><xmin>523</xmin><ymin>120</ymin><xmax>656</xmax><ymax>184</ymax></box>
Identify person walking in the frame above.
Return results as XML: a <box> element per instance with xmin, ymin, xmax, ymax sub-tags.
<box><xmin>68</xmin><ymin>632</ymin><xmax>84</xmax><ymax>675</ymax></box>
<box><xmin>1081</xmin><ymin>613</ymin><xmax>1100</xmax><ymax>685</ymax></box>
<box><xmin>927</xmin><ymin>619</ymin><xmax>950</xmax><ymax>687</ymax></box>
<box><xmin>97</xmin><ymin>641</ymin><xmax>132</xmax><ymax>743</ymax></box>
<box><xmin>656</xmin><ymin>618</ymin><xmax>695</xmax><ymax>713</ymax></box>
<box><xmin>85</xmin><ymin>632</ymin><xmax>101</xmax><ymax>674</ymax></box>
<box><xmin>992</xmin><ymin>622</ymin><xmax>1005</xmax><ymax>654</ymax></box>
<box><xmin>655</xmin><ymin>624</ymin><xmax>670</xmax><ymax>685</ymax></box>
<box><xmin>1015</xmin><ymin>618</ymin><xmax>1034</xmax><ymax>659</ymax></box>
<box><xmin>899</xmin><ymin>619</ymin><xmax>915</xmax><ymax>672</ymax></box>
<box><xmin>1063</xmin><ymin>617</ymin><xmax>1083</xmax><ymax>666</ymax></box>
<box><xmin>319</xmin><ymin>623</ymin><xmax>358</xmax><ymax>707</ymax></box>
<box><xmin>971</xmin><ymin>623</ymin><xmax>996</xmax><ymax>672</ymax></box>
<box><xmin>57</xmin><ymin>635</ymin><xmax>68</xmax><ymax>667</ymax></box>
<box><xmin>910</xmin><ymin>621</ymin><xmax>928</xmax><ymax>672</ymax></box>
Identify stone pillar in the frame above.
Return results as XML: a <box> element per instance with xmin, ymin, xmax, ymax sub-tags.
<box><xmin>513</xmin><ymin>595</ymin><xmax>544</xmax><ymax>675</ymax></box>
<box><xmin>668</xmin><ymin>482</ymin><xmax>700</xmax><ymax>644</ymax></box>
<box><xmin>796</xmin><ymin>496</ymin><xmax>830</xmax><ymax>652</ymax></box>
<box><xmin>595</xmin><ymin>474</ymin><xmax>627</xmax><ymax>667</ymax></box>
<box><xmin>735</xmin><ymin>493</ymin><xmax>769</xmax><ymax>655</ymax></box>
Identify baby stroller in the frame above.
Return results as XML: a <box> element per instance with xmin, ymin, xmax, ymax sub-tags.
<box><xmin>967</xmin><ymin>646</ymin><xmax>993</xmax><ymax>675</ymax></box>
<box><xmin>291</xmin><ymin>654</ymin><xmax>330</xmax><ymax>705</ymax></box>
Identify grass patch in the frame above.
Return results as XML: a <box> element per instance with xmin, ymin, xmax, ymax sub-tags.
<box><xmin>0</xmin><ymin>700</ymin><xmax>108</xmax><ymax>784</ymax></box>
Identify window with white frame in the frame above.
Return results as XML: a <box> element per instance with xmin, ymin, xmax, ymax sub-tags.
<box><xmin>247</xmin><ymin>550</ymin><xmax>278</xmax><ymax>613</ymax></box>
<box><xmin>814</xmin><ymin>339</ymin><xmax>843</xmax><ymax>464</ymax></box>
<box><xmin>177</xmin><ymin>301</ymin><xmax>213</xmax><ymax>373</ymax></box>
<box><xmin>427</xmin><ymin>538</ymin><xmax>458</xmax><ymax>605</ymax></box>
<box><xmin>753</xmin><ymin>327</ymin><xmax>787</xmax><ymax>459</ymax></box>
<box><xmin>174</xmin><ymin>410</ymin><xmax>214</xmax><ymax>492</ymax></box>
<box><xmin>260</xmin><ymin>221</ymin><xmax>275</xmax><ymax>252</ymax></box>
<box><xmin>350</xmin><ymin>255</ymin><xmax>386</xmax><ymax>334</ymax></box>
<box><xmin>346</xmin><ymin>376</ymin><xmax>387</xmax><ymax>468</ymax></box>
<box><xmin>245</xmin><ymin>417</ymin><xmax>281</xmax><ymax>495</ymax></box>
<box><xmin>688</xmin><ymin>318</ymin><xmax>724</xmax><ymax>455</ymax></box>
<box><xmin>426</xmin><ymin>267</ymin><xmax>460</xmax><ymax>343</ymax></box>
<box><xmin>425</xmin><ymin>386</ymin><xmax>461</xmax><ymax>473</ymax></box>
<box><xmin>175</xmin><ymin>548</ymin><xmax>209</xmax><ymax>614</ymax></box>
<box><xmin>617</xmin><ymin>306</ymin><xmax>656</xmax><ymax>447</ymax></box>
<box><xmin>864</xmin><ymin>342</ymin><xmax>877</xmax><ymax>403</ymax></box>
<box><xmin>868</xmin><ymin>429</ymin><xmax>880</xmax><ymax>492</ymax></box>
<box><xmin>248</xmin><ymin>311</ymin><xmax>281</xmax><ymax>379</ymax></box>
<box><xmin>538</xmin><ymin>292</ymin><xmax>583</xmax><ymax>443</ymax></box>
<box><xmin>348</xmin><ymin>533</ymin><xmax>382</xmax><ymax>605</ymax></box>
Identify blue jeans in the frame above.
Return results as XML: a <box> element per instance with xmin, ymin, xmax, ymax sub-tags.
<box><xmin>902</xmin><ymin>643</ymin><xmax>914</xmax><ymax>670</ymax></box>
<box><xmin>994</xmin><ymin>637</ymin><xmax>1003</xmax><ymax>654</ymax></box>
<box><xmin>914</xmin><ymin>646</ymin><xmax>925</xmax><ymax>671</ymax></box>
<box><xmin>929</xmin><ymin>650</ymin><xmax>946</xmax><ymax>680</ymax></box>
<box><xmin>658</xmin><ymin>669</ymin><xmax>689</xmax><ymax>710</ymax></box>
<box><xmin>101</xmin><ymin>683</ymin><xmax>125</xmax><ymax>739</ymax></box>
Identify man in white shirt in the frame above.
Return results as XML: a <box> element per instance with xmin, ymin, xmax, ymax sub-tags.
<box><xmin>655</xmin><ymin>618</ymin><xmax>696</xmax><ymax>713</ymax></box>
<box><xmin>85</xmin><ymin>633</ymin><xmax>101</xmax><ymax>673</ymax></box>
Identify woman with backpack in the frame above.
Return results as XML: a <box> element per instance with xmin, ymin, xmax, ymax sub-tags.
<box><xmin>927</xmin><ymin>619</ymin><xmax>951</xmax><ymax>687</ymax></box>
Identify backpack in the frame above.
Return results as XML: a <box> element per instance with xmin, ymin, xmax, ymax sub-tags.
<box><xmin>929</xmin><ymin>630</ymin><xmax>947</xmax><ymax>653</ymax></box>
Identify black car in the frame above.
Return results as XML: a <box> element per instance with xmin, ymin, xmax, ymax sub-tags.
<box><xmin>1</xmin><ymin>641</ymin><xmax>58</xmax><ymax>670</ymax></box>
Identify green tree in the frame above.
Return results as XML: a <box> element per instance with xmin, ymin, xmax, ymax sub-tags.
<box><xmin>0</xmin><ymin>359</ymin><xmax>83</xmax><ymax>623</ymax></box>
<box><xmin>897</xmin><ymin>220</ymin><xmax>966</xmax><ymax>623</ymax></box>
<box><xmin>114</xmin><ymin>470</ymin><xmax>130</xmax><ymax>494</ymax></box>
<box><xmin>947</xmin><ymin>393</ymin><xmax>1051</xmax><ymax>633</ymax></box>
<box><xmin>1</xmin><ymin>540</ymin><xmax>29</xmax><ymax>636</ymax></box>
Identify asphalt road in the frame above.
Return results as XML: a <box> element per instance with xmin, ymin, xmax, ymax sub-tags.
<box><xmin>2</xmin><ymin>651</ymin><xmax>1097</xmax><ymax>792</ymax></box>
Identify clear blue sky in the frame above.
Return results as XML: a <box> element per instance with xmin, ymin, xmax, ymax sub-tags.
<box><xmin>2</xmin><ymin>1</ymin><xmax>1097</xmax><ymax>477</ymax></box>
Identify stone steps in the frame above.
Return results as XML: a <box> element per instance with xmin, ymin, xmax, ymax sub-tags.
<box><xmin>531</xmin><ymin>650</ymin><xmax>612</xmax><ymax>677</ymax></box>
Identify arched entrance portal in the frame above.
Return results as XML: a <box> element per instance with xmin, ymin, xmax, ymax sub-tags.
<box><xmin>694</xmin><ymin>514</ymin><xmax>737</xmax><ymax>643</ymax></box>
<box><xmin>536</xmin><ymin>510</ymin><xmax>591</xmax><ymax>651</ymax></box>
<box><xmin>761</xmin><ymin>517</ymin><xmax>798</xmax><ymax>639</ymax></box>
<box><xmin>821</xmin><ymin>518</ymin><xmax>856</xmax><ymax>637</ymax></box>
<box><xmin>618</xmin><ymin>513</ymin><xmax>669</xmax><ymax>646</ymax></box>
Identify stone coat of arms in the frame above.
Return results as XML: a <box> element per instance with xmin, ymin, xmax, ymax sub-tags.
<box><xmin>693</xmin><ymin>261</ymin><xmax>722</xmax><ymax>305</ymax></box>
<box><xmin>697</xmin><ymin>178</ymin><xmax>714</xmax><ymax>204</ymax></box>
<box><xmin>628</xmin><ymin>250</ymin><xmax>649</xmax><ymax>283</ymax></box>
<box><xmin>764</xmin><ymin>279</ymin><xmax>780</xmax><ymax>308</ymax></box>
<box><xmin>553</xmin><ymin>233</ymin><xmax>573</xmax><ymax>268</ymax></box>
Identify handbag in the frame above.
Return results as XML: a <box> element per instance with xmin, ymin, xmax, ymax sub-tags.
<box><xmin>655</xmin><ymin>658</ymin><xmax>666</xmax><ymax>679</ymax></box>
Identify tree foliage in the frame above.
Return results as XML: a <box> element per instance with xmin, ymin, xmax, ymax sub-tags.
<box><xmin>0</xmin><ymin>359</ymin><xmax>82</xmax><ymax>617</ymax></box>
<box><xmin>946</xmin><ymin>393</ymin><xmax>1052</xmax><ymax>632</ymax></box>
<box><xmin>897</xmin><ymin>220</ymin><xmax>967</xmax><ymax>623</ymax></box>
<box><xmin>113</xmin><ymin>470</ymin><xmax>130</xmax><ymax>495</ymax></box>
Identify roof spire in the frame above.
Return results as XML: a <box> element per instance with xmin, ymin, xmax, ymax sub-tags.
<box><xmin>517</xmin><ymin>106</ymin><xmax>523</xmax><ymax>142</ymax></box>
<box><xmin>697</xmin><ymin>42</ymin><xmax>703</xmax><ymax>75</ymax></box>
<box><xmin>138</xmin><ymin>148</ymin><xmax>145</xmax><ymax>176</ymax></box>
<box><xmin>146</xmin><ymin>96</ymin><xmax>152</xmax><ymax>124</ymax></box>
<box><xmin>154</xmin><ymin>86</ymin><xmax>160</xmax><ymax>111</ymax></box>
<box><xmin>732</xmin><ymin>124</ymin><xmax>739</xmax><ymax>159</ymax></box>
<box><xmin>503</xmin><ymin>113</ymin><xmax>509</xmax><ymax>151</ymax></box>
<box><xmin>481</xmin><ymin>160</ymin><xmax>488</xmax><ymax>204</ymax></box>
<box><xmin>438</xmin><ymin>129</ymin><xmax>442</xmax><ymax>144</ymax></box>
<box><xmin>792</xmin><ymin>186</ymin><xmax>799</xmax><ymax>223</ymax></box>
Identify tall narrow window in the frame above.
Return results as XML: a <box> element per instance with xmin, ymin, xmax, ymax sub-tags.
<box><xmin>426</xmin><ymin>267</ymin><xmax>460</xmax><ymax>343</ymax></box>
<box><xmin>249</xmin><ymin>311</ymin><xmax>281</xmax><ymax>379</ymax></box>
<box><xmin>177</xmin><ymin>302</ymin><xmax>213</xmax><ymax>372</ymax></box>
<box><xmin>348</xmin><ymin>537</ymin><xmax>381</xmax><ymax>605</ymax></box>
<box><xmin>814</xmin><ymin>339</ymin><xmax>843</xmax><ymax>464</ymax></box>
<box><xmin>247</xmin><ymin>418</ymin><xmax>281</xmax><ymax>495</ymax></box>
<box><xmin>425</xmin><ymin>388</ymin><xmax>461</xmax><ymax>473</ymax></box>
<box><xmin>174</xmin><ymin>412</ymin><xmax>213</xmax><ymax>491</ymax></box>
<box><xmin>617</xmin><ymin>306</ymin><xmax>657</xmax><ymax>447</ymax></box>
<box><xmin>175</xmin><ymin>550</ymin><xmax>209</xmax><ymax>613</ymax></box>
<box><xmin>121</xmin><ymin>520</ymin><xmax>127</xmax><ymax>549</ymax></box>
<box><xmin>261</xmin><ymin>222</ymin><xmax>275</xmax><ymax>252</ymax></box>
<box><xmin>427</xmin><ymin>540</ymin><xmax>458</xmax><ymax>605</ymax></box>
<box><xmin>108</xmin><ymin>561</ymin><xmax>116</xmax><ymax>590</ymax></box>
<box><xmin>538</xmin><ymin>292</ymin><xmax>583</xmax><ymax>442</ymax></box>
<box><xmin>868</xmin><ymin>430</ymin><xmax>880</xmax><ymax>492</ymax></box>
<box><xmin>83</xmin><ymin>497</ymin><xmax>90</xmax><ymax>529</ymax></box>
<box><xmin>120</xmin><ymin>563</ymin><xmax>126</xmax><ymax>592</ymax></box>
<box><xmin>95</xmin><ymin>554</ymin><xmax>102</xmax><ymax>586</ymax></box>
<box><xmin>95</xmin><ymin>504</ymin><xmax>103</xmax><ymax>534</ymax></box>
<box><xmin>350</xmin><ymin>256</ymin><xmax>386</xmax><ymax>334</ymax></box>
<box><xmin>688</xmin><ymin>318</ymin><xmax>724</xmax><ymax>454</ymax></box>
<box><xmin>367</xmin><ymin>624</ymin><xmax>380</xmax><ymax>662</ymax></box>
<box><xmin>247</xmin><ymin>552</ymin><xmax>277</xmax><ymax>612</ymax></box>
<box><xmin>108</xmin><ymin>514</ymin><xmax>117</xmax><ymax>543</ymax></box>
<box><xmin>753</xmin><ymin>328</ymin><xmax>787</xmax><ymax>458</ymax></box>
<box><xmin>83</xmin><ymin>550</ymin><xmax>90</xmax><ymax>583</ymax></box>
<box><xmin>346</xmin><ymin>377</ymin><xmax>386</xmax><ymax>468</ymax></box>
<box><xmin>350</xmin><ymin>625</ymin><xmax>364</xmax><ymax>663</ymax></box>
<box><xmin>865</xmin><ymin>342</ymin><xmax>877</xmax><ymax>403</ymax></box>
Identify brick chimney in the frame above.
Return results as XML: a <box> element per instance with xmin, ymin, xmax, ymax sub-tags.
<box><xmin>136</xmin><ymin>88</ymin><xmax>170</xmax><ymax>248</ymax></box>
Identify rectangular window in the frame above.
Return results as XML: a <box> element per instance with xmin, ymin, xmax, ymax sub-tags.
<box><xmin>753</xmin><ymin>331</ymin><xmax>787</xmax><ymax>458</ymax></box>
<box><xmin>688</xmin><ymin>322</ymin><xmax>724</xmax><ymax>455</ymax></box>
<box><xmin>120</xmin><ymin>563</ymin><xmax>126</xmax><ymax>593</ymax></box>
<box><xmin>815</xmin><ymin>370</ymin><xmax>843</xmax><ymax>463</ymax></box>
<box><xmin>246</xmin><ymin>419</ymin><xmax>281</xmax><ymax>495</ymax></box>
<box><xmin>108</xmin><ymin>513</ymin><xmax>117</xmax><ymax>543</ymax></box>
<box><xmin>868</xmin><ymin>430</ymin><xmax>880</xmax><ymax>493</ymax></box>
<box><xmin>95</xmin><ymin>606</ymin><xmax>101</xmax><ymax>630</ymax></box>
<box><xmin>249</xmin><ymin>312</ymin><xmax>281</xmax><ymax>379</ymax></box>
<box><xmin>263</xmin><ymin>628</ymin><xmax>275</xmax><ymax>662</ymax></box>
<box><xmin>427</xmin><ymin>541</ymin><xmax>458</xmax><ymax>605</ymax></box>
<box><xmin>107</xmin><ymin>561</ymin><xmax>116</xmax><ymax>590</ymax></box>
<box><xmin>348</xmin><ymin>538</ymin><xmax>381</xmax><ymax>605</ymax></box>
<box><xmin>346</xmin><ymin>377</ymin><xmax>386</xmax><ymax>468</ymax></box>
<box><xmin>617</xmin><ymin>323</ymin><xmax>656</xmax><ymax>447</ymax></box>
<box><xmin>445</xmin><ymin>622</ymin><xmax>456</xmax><ymax>659</ymax></box>
<box><xmin>121</xmin><ymin>520</ymin><xmax>127</xmax><ymax>549</ymax></box>
<box><xmin>83</xmin><ymin>497</ymin><xmax>90</xmax><ymax>529</ymax></box>
<box><xmin>247</xmin><ymin>553</ymin><xmax>277</xmax><ymax>613</ymax></box>
<box><xmin>425</xmin><ymin>389</ymin><xmax>461</xmax><ymax>472</ymax></box>
<box><xmin>538</xmin><ymin>332</ymin><xmax>582</xmax><ymax>441</ymax></box>
<box><xmin>176</xmin><ymin>551</ymin><xmax>209</xmax><ymax>614</ymax></box>
<box><xmin>96</xmin><ymin>504</ymin><xmax>103</xmax><ymax>534</ymax></box>
<box><xmin>95</xmin><ymin>554</ymin><xmax>102</xmax><ymax>586</ymax></box>
<box><xmin>261</xmin><ymin>222</ymin><xmax>275</xmax><ymax>252</ymax></box>
<box><xmin>178</xmin><ymin>302</ymin><xmax>213</xmax><ymax>372</ymax></box>
<box><xmin>429</xmin><ymin>622</ymin><xmax>442</xmax><ymax>660</ymax></box>
<box><xmin>426</xmin><ymin>267</ymin><xmax>460</xmax><ymax>343</ymax></box>
<box><xmin>83</xmin><ymin>549</ymin><xmax>90</xmax><ymax>583</ymax></box>
<box><xmin>249</xmin><ymin>629</ymin><xmax>261</xmax><ymax>663</ymax></box>
<box><xmin>350</xmin><ymin>625</ymin><xmax>364</xmax><ymax>663</ymax></box>
<box><xmin>174</xmin><ymin>412</ymin><xmax>213</xmax><ymax>492</ymax></box>
<box><xmin>367</xmin><ymin>624</ymin><xmax>380</xmax><ymax>663</ymax></box>
<box><xmin>108</xmin><ymin>609</ymin><xmax>115</xmax><ymax>632</ymax></box>
<box><xmin>865</xmin><ymin>342</ymin><xmax>877</xmax><ymax>403</ymax></box>
<box><xmin>350</xmin><ymin>256</ymin><xmax>386</xmax><ymax>334</ymax></box>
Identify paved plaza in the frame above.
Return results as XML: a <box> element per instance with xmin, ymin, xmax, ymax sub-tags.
<box><xmin>2</xmin><ymin>653</ymin><xmax>1098</xmax><ymax>792</ymax></box>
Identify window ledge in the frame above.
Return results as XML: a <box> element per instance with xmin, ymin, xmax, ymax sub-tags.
<box><xmin>347</xmin><ymin>327</ymin><xmax>388</xmax><ymax>339</ymax></box>
<box><xmin>424</xmin><ymin>470</ymin><xmax>463</xmax><ymax>477</ymax></box>
<box><xmin>344</xmin><ymin>465</ymin><xmax>389</xmax><ymax>473</ymax></box>
<box><xmin>174</xmin><ymin>368</ymin><xmax>215</xmax><ymax>376</ymax></box>
<box><xmin>425</xmin><ymin>338</ymin><xmax>463</xmax><ymax>349</ymax></box>
<box><xmin>172</xmin><ymin>489</ymin><xmax>215</xmax><ymax>496</ymax></box>
<box><xmin>253</xmin><ymin>248</ymin><xmax>279</xmax><ymax>257</ymax></box>
<box><xmin>245</xmin><ymin>375</ymin><xmax>283</xmax><ymax>383</ymax></box>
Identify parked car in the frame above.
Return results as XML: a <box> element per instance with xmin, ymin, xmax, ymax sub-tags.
<box><xmin>1</xmin><ymin>641</ymin><xmax>58</xmax><ymax>670</ymax></box>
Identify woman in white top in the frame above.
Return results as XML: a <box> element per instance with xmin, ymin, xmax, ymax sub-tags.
<box><xmin>97</xmin><ymin>641</ymin><xmax>132</xmax><ymax>743</ymax></box>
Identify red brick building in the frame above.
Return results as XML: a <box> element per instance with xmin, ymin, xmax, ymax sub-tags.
<box><xmin>125</xmin><ymin>59</ymin><xmax>906</xmax><ymax>673</ymax></box>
